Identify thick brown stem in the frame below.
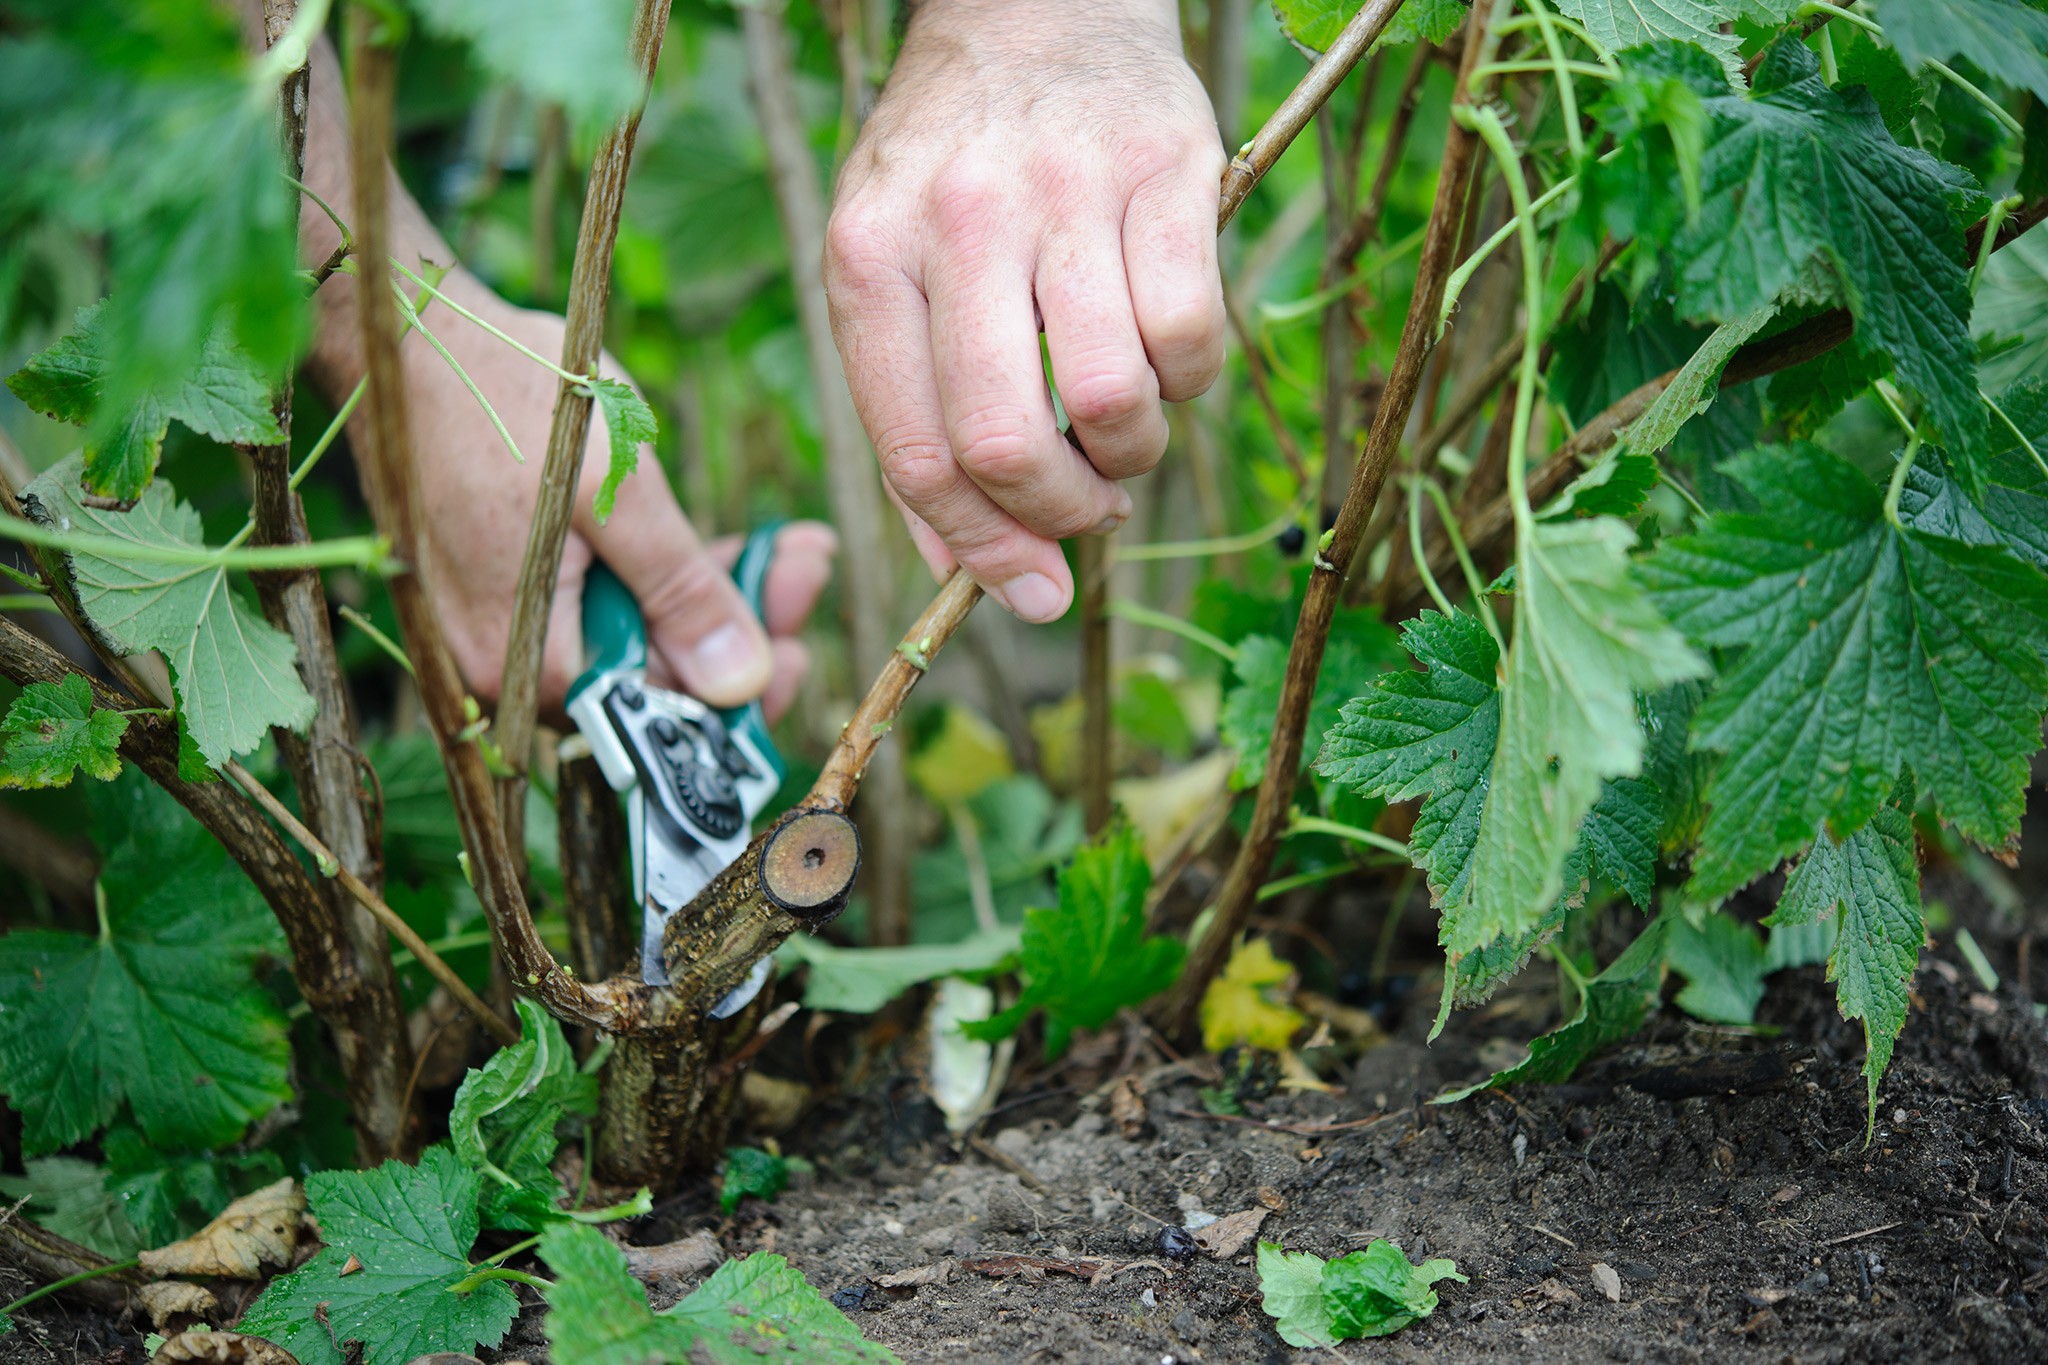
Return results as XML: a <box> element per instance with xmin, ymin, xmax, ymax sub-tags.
<box><xmin>1166</xmin><ymin>0</ymin><xmax>1497</xmax><ymax>1038</ymax></box>
<box><xmin>558</xmin><ymin>745</ymin><xmax>636</xmax><ymax>984</ymax></box>
<box><xmin>1078</xmin><ymin>533</ymin><xmax>1113</xmax><ymax>836</ymax></box>
<box><xmin>345</xmin><ymin>11</ymin><xmax>618</xmax><ymax>1034</ymax></box>
<box><xmin>743</xmin><ymin>0</ymin><xmax>913</xmax><ymax>945</ymax></box>
<box><xmin>252</xmin><ymin>0</ymin><xmax>415</xmax><ymax>1162</ymax></box>
<box><xmin>0</xmin><ymin>1216</ymin><xmax>142</xmax><ymax>1312</ymax></box>
<box><xmin>494</xmin><ymin>0</ymin><xmax>673</xmax><ymax>853</ymax></box>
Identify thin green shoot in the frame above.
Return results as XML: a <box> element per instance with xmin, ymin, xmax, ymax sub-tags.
<box><xmin>1420</xmin><ymin>475</ymin><xmax>1505</xmax><ymax>649</ymax></box>
<box><xmin>1104</xmin><ymin>598</ymin><xmax>1238</xmax><ymax>662</ymax></box>
<box><xmin>1286</xmin><ymin>812</ymin><xmax>1413</xmax><ymax>860</ymax></box>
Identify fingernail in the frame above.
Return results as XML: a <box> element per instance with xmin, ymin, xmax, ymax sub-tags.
<box><xmin>998</xmin><ymin>572</ymin><xmax>1065</xmax><ymax>623</ymax></box>
<box><xmin>686</xmin><ymin>622</ymin><xmax>768</xmax><ymax>697</ymax></box>
<box><xmin>1088</xmin><ymin>512</ymin><xmax>1127</xmax><ymax>536</ymax></box>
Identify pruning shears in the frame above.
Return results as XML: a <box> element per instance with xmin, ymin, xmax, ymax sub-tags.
<box><xmin>565</xmin><ymin>526</ymin><xmax>787</xmax><ymax>1016</ymax></box>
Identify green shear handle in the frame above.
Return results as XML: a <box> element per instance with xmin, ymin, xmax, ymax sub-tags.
<box><xmin>573</xmin><ymin>523</ymin><xmax>788</xmax><ymax>785</ymax></box>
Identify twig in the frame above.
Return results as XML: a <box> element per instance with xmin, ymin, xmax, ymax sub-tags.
<box><xmin>1078</xmin><ymin>532</ymin><xmax>1113</xmax><ymax>835</ymax></box>
<box><xmin>1166</xmin><ymin>0</ymin><xmax>1501</xmax><ymax>1040</ymax></box>
<box><xmin>1218</xmin><ymin>0</ymin><xmax>1411</xmax><ymax>231</ymax></box>
<box><xmin>344</xmin><ymin>8</ymin><xmax>615</xmax><ymax>1032</ymax></box>
<box><xmin>251</xmin><ymin>0</ymin><xmax>415</xmax><ymax>1160</ymax></box>
<box><xmin>966</xmin><ymin>1133</ymin><xmax>1051</xmax><ymax>1194</ymax></box>
<box><xmin>223</xmin><ymin>760</ymin><xmax>519</xmax><ymax>1046</ymax></box>
<box><xmin>1169</xmin><ymin>1107</ymin><xmax>1398</xmax><ymax>1136</ymax></box>
<box><xmin>494</xmin><ymin>0</ymin><xmax>674</xmax><ymax>850</ymax></box>
<box><xmin>744</xmin><ymin>0</ymin><xmax>912</xmax><ymax>943</ymax></box>
<box><xmin>1820</xmin><ymin>1222</ymin><xmax>1902</xmax><ymax>1247</ymax></box>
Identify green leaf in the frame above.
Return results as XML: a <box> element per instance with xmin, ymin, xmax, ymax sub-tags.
<box><xmin>912</xmin><ymin>776</ymin><xmax>1081</xmax><ymax>942</ymax></box>
<box><xmin>1257</xmin><ymin>1240</ymin><xmax>1463</xmax><ymax>1347</ymax></box>
<box><xmin>1766</xmin><ymin>336</ymin><xmax>1893</xmax><ymax>438</ymax></box>
<box><xmin>720</xmin><ymin>1147</ymin><xmax>792</xmax><ymax>1216</ymax></box>
<box><xmin>1436</xmin><ymin>914</ymin><xmax>1674</xmax><ymax>1102</ymax></box>
<box><xmin>410</xmin><ymin>0</ymin><xmax>643</xmax><ymax>129</ymax></box>
<box><xmin>239</xmin><ymin>1148</ymin><xmax>517</xmax><ymax>1365</ymax></box>
<box><xmin>1322</xmin><ymin>1240</ymin><xmax>1467</xmax><ymax>1339</ymax></box>
<box><xmin>1977</xmin><ymin>223</ymin><xmax>2048</xmax><ymax>394</ymax></box>
<box><xmin>101</xmin><ymin>1124</ymin><xmax>284</xmax><ymax>1249</ymax></box>
<box><xmin>778</xmin><ymin>927</ymin><xmax>1021</xmax><ymax>1014</ymax></box>
<box><xmin>0</xmin><ymin>772</ymin><xmax>288</xmax><ymax>1154</ymax></box>
<box><xmin>1273</xmin><ymin>0</ymin><xmax>1470</xmax><ymax>52</ymax></box>
<box><xmin>1872</xmin><ymin>0</ymin><xmax>2048</xmax><ymax>103</ymax></box>
<box><xmin>448</xmin><ymin>998</ymin><xmax>599</xmax><ymax>1232</ymax></box>
<box><xmin>958</xmin><ymin>825</ymin><xmax>1184</xmax><ymax>1058</ymax></box>
<box><xmin>0</xmin><ymin>1157</ymin><xmax>143</xmax><ymax>1260</ymax></box>
<box><xmin>1556</xmin><ymin>0</ymin><xmax>1746</xmax><ymax>76</ymax></box>
<box><xmin>5</xmin><ymin>301</ymin><xmax>283</xmax><ymax>501</ymax></box>
<box><xmin>1896</xmin><ymin>431</ymin><xmax>2048</xmax><ymax>575</ymax></box>
<box><xmin>1614</xmin><ymin>303</ymin><xmax>1779</xmax><ymax>461</ymax></box>
<box><xmin>1453</xmin><ymin>518</ymin><xmax>1703</xmax><ymax>957</ymax></box>
<box><xmin>1769</xmin><ymin>777</ymin><xmax>1923</xmax><ymax>1127</ymax></box>
<box><xmin>1317</xmin><ymin>610</ymin><xmax>1500</xmax><ymax>911</ymax></box>
<box><xmin>1655</xmin><ymin>38</ymin><xmax>1987</xmax><ymax>450</ymax></box>
<box><xmin>583</xmin><ymin>376</ymin><xmax>658</xmax><ymax>525</ymax></box>
<box><xmin>1666</xmin><ymin>912</ymin><xmax>1768</xmax><ymax>1024</ymax></box>
<box><xmin>24</xmin><ymin>454</ymin><xmax>315</xmax><ymax>766</ymax></box>
<box><xmin>1223</xmin><ymin>624</ymin><xmax>1404</xmax><ymax>788</ymax></box>
<box><xmin>539</xmin><ymin>1222</ymin><xmax>898</xmax><ymax>1365</ymax></box>
<box><xmin>0</xmin><ymin>675</ymin><xmax>128</xmax><ymax>788</ymax></box>
<box><xmin>1641</xmin><ymin>442</ymin><xmax>2048</xmax><ymax>901</ymax></box>
<box><xmin>1257</xmin><ymin>1241</ymin><xmax>1340</xmax><ymax>1349</ymax></box>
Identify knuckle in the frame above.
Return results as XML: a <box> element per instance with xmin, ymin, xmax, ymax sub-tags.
<box><xmin>953</xmin><ymin>415</ymin><xmax>1039</xmax><ymax>489</ymax></box>
<box><xmin>876</xmin><ymin>439</ymin><xmax>957</xmax><ymax>504</ymax></box>
<box><xmin>925</xmin><ymin>169</ymin><xmax>1006</xmax><ymax>248</ymax></box>
<box><xmin>1060</xmin><ymin>364</ymin><xmax>1157</xmax><ymax>430</ymax></box>
<box><xmin>823</xmin><ymin>206</ymin><xmax>895</xmax><ymax>289</ymax></box>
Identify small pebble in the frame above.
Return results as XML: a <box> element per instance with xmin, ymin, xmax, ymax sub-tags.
<box><xmin>831</xmin><ymin>1285</ymin><xmax>872</xmax><ymax>1312</ymax></box>
<box><xmin>1141</xmin><ymin>1287</ymin><xmax>1157</xmax><ymax>1308</ymax></box>
<box><xmin>883</xmin><ymin>1219</ymin><xmax>906</xmax><ymax>1237</ymax></box>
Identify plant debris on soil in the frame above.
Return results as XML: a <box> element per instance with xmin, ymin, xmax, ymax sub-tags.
<box><xmin>6</xmin><ymin>860</ymin><xmax>2047</xmax><ymax>1365</ymax></box>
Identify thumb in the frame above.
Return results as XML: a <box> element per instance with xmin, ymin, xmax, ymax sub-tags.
<box><xmin>577</xmin><ymin>470</ymin><xmax>772</xmax><ymax>709</ymax></box>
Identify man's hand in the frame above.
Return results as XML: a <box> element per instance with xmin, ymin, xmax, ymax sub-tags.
<box><xmin>294</xmin><ymin>36</ymin><xmax>829</xmax><ymax>719</ymax></box>
<box><xmin>824</xmin><ymin>0</ymin><xmax>1226</xmax><ymax>623</ymax></box>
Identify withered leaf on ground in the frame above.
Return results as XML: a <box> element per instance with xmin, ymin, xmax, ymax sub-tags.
<box><xmin>138</xmin><ymin>1178</ymin><xmax>302</xmax><ymax>1279</ymax></box>
<box><xmin>876</xmin><ymin>1259</ymin><xmax>956</xmax><ymax>1289</ymax></box>
<box><xmin>959</xmin><ymin>1252</ymin><xmax>1171</xmax><ymax>1288</ymax></box>
<box><xmin>621</xmin><ymin>1230</ymin><xmax>723</xmax><ymax>1282</ymax></box>
<box><xmin>1109</xmin><ymin>1075</ymin><xmax>1148</xmax><ymax>1139</ymax></box>
<box><xmin>136</xmin><ymin>1280</ymin><xmax>219</xmax><ymax>1331</ymax></box>
<box><xmin>1191</xmin><ymin>1207</ymin><xmax>1269</xmax><ymax>1259</ymax></box>
<box><xmin>151</xmin><ymin>1330</ymin><xmax>299</xmax><ymax>1364</ymax></box>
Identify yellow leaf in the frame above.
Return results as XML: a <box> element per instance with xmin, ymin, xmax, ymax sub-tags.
<box><xmin>1200</xmin><ymin>939</ymin><xmax>1306</xmax><ymax>1053</ymax></box>
<box><xmin>909</xmin><ymin>704</ymin><xmax>1014</xmax><ymax>805</ymax></box>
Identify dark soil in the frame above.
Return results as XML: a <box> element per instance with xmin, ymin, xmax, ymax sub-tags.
<box><xmin>7</xmin><ymin>863</ymin><xmax>2047</xmax><ymax>1364</ymax></box>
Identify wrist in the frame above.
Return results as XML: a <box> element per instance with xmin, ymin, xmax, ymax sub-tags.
<box><xmin>903</xmin><ymin>0</ymin><xmax>1181</xmax><ymax>61</ymax></box>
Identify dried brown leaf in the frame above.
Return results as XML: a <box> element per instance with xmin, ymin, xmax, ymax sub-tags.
<box><xmin>151</xmin><ymin>1330</ymin><xmax>298</xmax><ymax>1364</ymax></box>
<box><xmin>1190</xmin><ymin>1207</ymin><xmax>1268</xmax><ymax>1259</ymax></box>
<box><xmin>876</xmin><ymin>1259</ymin><xmax>956</xmax><ymax>1289</ymax></box>
<box><xmin>139</xmin><ymin>1179</ymin><xmax>302</xmax><ymax>1280</ymax></box>
<box><xmin>1109</xmin><ymin>1075</ymin><xmax>1148</xmax><ymax>1140</ymax></box>
<box><xmin>137</xmin><ymin>1281</ymin><xmax>219</xmax><ymax>1331</ymax></box>
<box><xmin>622</xmin><ymin>1230</ymin><xmax>723</xmax><ymax>1282</ymax></box>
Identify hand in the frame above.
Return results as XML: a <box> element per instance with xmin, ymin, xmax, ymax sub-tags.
<box><xmin>824</xmin><ymin>0</ymin><xmax>1226</xmax><ymax>622</ymax></box>
<box><xmin>385</xmin><ymin>281</ymin><xmax>835</xmax><ymax>719</ymax></box>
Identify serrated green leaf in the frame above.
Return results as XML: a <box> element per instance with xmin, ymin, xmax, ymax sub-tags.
<box><xmin>1872</xmin><ymin>0</ymin><xmax>2048</xmax><ymax>103</ymax></box>
<box><xmin>778</xmin><ymin>926</ymin><xmax>1021</xmax><ymax>1014</ymax></box>
<box><xmin>539</xmin><ymin>1222</ymin><xmax>897</xmax><ymax>1365</ymax></box>
<box><xmin>1618</xmin><ymin>303</ymin><xmax>1779</xmax><ymax>460</ymax></box>
<box><xmin>240</xmin><ymin>1148</ymin><xmax>517</xmax><ymax>1365</ymax></box>
<box><xmin>1322</xmin><ymin>1240</ymin><xmax>1466</xmax><ymax>1339</ymax></box>
<box><xmin>5</xmin><ymin>300</ymin><xmax>285</xmax><ymax>501</ymax></box>
<box><xmin>1223</xmin><ymin>623</ymin><xmax>1404</xmax><ymax>788</ymax></box>
<box><xmin>1453</xmin><ymin>518</ymin><xmax>1704</xmax><ymax>956</ymax></box>
<box><xmin>1766</xmin><ymin>336</ymin><xmax>1893</xmax><ymax>438</ymax></box>
<box><xmin>1645</xmin><ymin>681</ymin><xmax>1714</xmax><ymax>853</ymax></box>
<box><xmin>958</xmin><ymin>825</ymin><xmax>1183</xmax><ymax>1058</ymax></box>
<box><xmin>1654</xmin><ymin>37</ymin><xmax>1987</xmax><ymax>450</ymax></box>
<box><xmin>1641</xmin><ymin>442</ymin><xmax>2048</xmax><ymax>901</ymax></box>
<box><xmin>0</xmin><ymin>675</ymin><xmax>127</xmax><ymax>788</ymax></box>
<box><xmin>1436</xmin><ymin>914</ymin><xmax>1673</xmax><ymax>1102</ymax></box>
<box><xmin>1769</xmin><ymin>777</ymin><xmax>1922</xmax><ymax>1128</ymax></box>
<box><xmin>410</xmin><ymin>0</ymin><xmax>642</xmax><ymax>128</ymax></box>
<box><xmin>720</xmin><ymin>1147</ymin><xmax>791</xmax><ymax>1216</ymax></box>
<box><xmin>0</xmin><ymin>773</ymin><xmax>287</xmax><ymax>1154</ymax></box>
<box><xmin>1556</xmin><ymin>0</ymin><xmax>1746</xmax><ymax>76</ymax></box>
<box><xmin>583</xmin><ymin>376</ymin><xmax>658</xmax><ymax>525</ymax></box>
<box><xmin>448</xmin><ymin>998</ymin><xmax>598</xmax><ymax>1232</ymax></box>
<box><xmin>24</xmin><ymin>454</ymin><xmax>315</xmax><ymax>766</ymax></box>
<box><xmin>100</xmin><ymin>1124</ymin><xmax>284</xmax><ymax>1249</ymax></box>
<box><xmin>1316</xmin><ymin>610</ymin><xmax>1500</xmax><ymax>910</ymax></box>
<box><xmin>1896</xmin><ymin>417</ymin><xmax>2048</xmax><ymax>574</ymax></box>
<box><xmin>1667</xmin><ymin>912</ymin><xmax>1767</xmax><ymax>1023</ymax></box>
<box><xmin>1272</xmin><ymin>0</ymin><xmax>1469</xmax><ymax>52</ymax></box>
